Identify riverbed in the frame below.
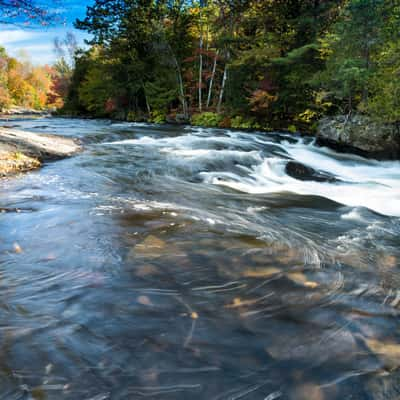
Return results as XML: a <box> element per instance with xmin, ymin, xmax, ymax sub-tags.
<box><xmin>0</xmin><ymin>118</ymin><xmax>399</xmax><ymax>399</ymax></box>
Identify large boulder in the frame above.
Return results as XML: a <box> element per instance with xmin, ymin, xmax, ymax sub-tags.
<box><xmin>285</xmin><ymin>161</ymin><xmax>339</xmax><ymax>183</ymax></box>
<box><xmin>317</xmin><ymin>115</ymin><xmax>400</xmax><ymax>160</ymax></box>
<box><xmin>0</xmin><ymin>127</ymin><xmax>81</xmax><ymax>176</ymax></box>
<box><xmin>0</xmin><ymin>127</ymin><xmax>80</xmax><ymax>160</ymax></box>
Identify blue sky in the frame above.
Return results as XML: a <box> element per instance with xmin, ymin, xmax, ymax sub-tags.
<box><xmin>0</xmin><ymin>0</ymin><xmax>91</xmax><ymax>65</ymax></box>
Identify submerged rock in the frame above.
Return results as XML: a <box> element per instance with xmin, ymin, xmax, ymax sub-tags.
<box><xmin>317</xmin><ymin>115</ymin><xmax>400</xmax><ymax>160</ymax></box>
<box><xmin>285</xmin><ymin>161</ymin><xmax>339</xmax><ymax>183</ymax></box>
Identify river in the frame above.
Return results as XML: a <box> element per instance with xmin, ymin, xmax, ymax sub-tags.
<box><xmin>0</xmin><ymin>118</ymin><xmax>399</xmax><ymax>399</ymax></box>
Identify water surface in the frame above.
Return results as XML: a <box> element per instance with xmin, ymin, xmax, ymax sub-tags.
<box><xmin>1</xmin><ymin>118</ymin><xmax>399</xmax><ymax>399</ymax></box>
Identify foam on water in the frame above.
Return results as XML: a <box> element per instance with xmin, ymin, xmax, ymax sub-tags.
<box><xmin>105</xmin><ymin>128</ymin><xmax>400</xmax><ymax>217</ymax></box>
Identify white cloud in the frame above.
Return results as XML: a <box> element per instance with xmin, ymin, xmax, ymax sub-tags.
<box><xmin>8</xmin><ymin>44</ymin><xmax>56</xmax><ymax>65</ymax></box>
<box><xmin>0</xmin><ymin>29</ymin><xmax>47</xmax><ymax>45</ymax></box>
<box><xmin>0</xmin><ymin>25</ymin><xmax>89</xmax><ymax>65</ymax></box>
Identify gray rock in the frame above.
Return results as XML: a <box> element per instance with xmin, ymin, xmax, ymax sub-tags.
<box><xmin>317</xmin><ymin>115</ymin><xmax>400</xmax><ymax>160</ymax></box>
<box><xmin>0</xmin><ymin>127</ymin><xmax>81</xmax><ymax>176</ymax></box>
<box><xmin>0</xmin><ymin>127</ymin><xmax>81</xmax><ymax>160</ymax></box>
<box><xmin>285</xmin><ymin>160</ymin><xmax>340</xmax><ymax>183</ymax></box>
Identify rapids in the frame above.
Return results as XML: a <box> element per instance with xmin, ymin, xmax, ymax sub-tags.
<box><xmin>0</xmin><ymin>118</ymin><xmax>399</xmax><ymax>399</ymax></box>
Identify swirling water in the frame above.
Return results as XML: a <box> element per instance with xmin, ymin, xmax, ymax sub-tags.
<box><xmin>0</xmin><ymin>118</ymin><xmax>399</xmax><ymax>399</ymax></box>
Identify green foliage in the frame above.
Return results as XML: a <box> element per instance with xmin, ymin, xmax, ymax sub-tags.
<box><xmin>230</xmin><ymin>116</ymin><xmax>261</xmax><ymax>130</ymax></box>
<box><xmin>78</xmin><ymin>62</ymin><xmax>115</xmax><ymax>117</ymax></box>
<box><xmin>144</xmin><ymin>79</ymin><xmax>177</xmax><ymax>114</ymax></box>
<box><xmin>367</xmin><ymin>41</ymin><xmax>400</xmax><ymax>123</ymax></box>
<box><xmin>58</xmin><ymin>0</ymin><xmax>400</xmax><ymax>130</ymax></box>
<box><xmin>126</xmin><ymin>112</ymin><xmax>136</xmax><ymax>122</ymax></box>
<box><xmin>314</xmin><ymin>0</ymin><xmax>387</xmax><ymax>113</ymax></box>
<box><xmin>191</xmin><ymin>112</ymin><xmax>223</xmax><ymax>127</ymax></box>
<box><xmin>149</xmin><ymin>110</ymin><xmax>167</xmax><ymax>124</ymax></box>
<box><xmin>287</xmin><ymin>124</ymin><xmax>297</xmax><ymax>133</ymax></box>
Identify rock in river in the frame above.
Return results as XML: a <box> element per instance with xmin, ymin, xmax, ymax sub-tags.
<box><xmin>317</xmin><ymin>115</ymin><xmax>400</xmax><ymax>160</ymax></box>
<box><xmin>0</xmin><ymin>127</ymin><xmax>81</xmax><ymax>176</ymax></box>
<box><xmin>285</xmin><ymin>160</ymin><xmax>339</xmax><ymax>183</ymax></box>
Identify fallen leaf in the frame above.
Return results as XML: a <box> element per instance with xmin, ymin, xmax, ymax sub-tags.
<box><xmin>225</xmin><ymin>296</ymin><xmax>268</xmax><ymax>308</ymax></box>
<box><xmin>242</xmin><ymin>267</ymin><xmax>281</xmax><ymax>278</ymax></box>
<box><xmin>13</xmin><ymin>242</ymin><xmax>22</xmax><ymax>253</ymax></box>
<box><xmin>191</xmin><ymin>311</ymin><xmax>199</xmax><ymax>319</ymax></box>
<box><xmin>287</xmin><ymin>272</ymin><xmax>318</xmax><ymax>288</ymax></box>
<box><xmin>137</xmin><ymin>295</ymin><xmax>152</xmax><ymax>306</ymax></box>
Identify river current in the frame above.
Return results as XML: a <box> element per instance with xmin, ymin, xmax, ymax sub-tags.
<box><xmin>0</xmin><ymin>118</ymin><xmax>399</xmax><ymax>399</ymax></box>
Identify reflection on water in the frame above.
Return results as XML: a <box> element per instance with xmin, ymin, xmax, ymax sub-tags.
<box><xmin>0</xmin><ymin>118</ymin><xmax>399</xmax><ymax>399</ymax></box>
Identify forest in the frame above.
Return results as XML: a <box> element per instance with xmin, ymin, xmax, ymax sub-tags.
<box><xmin>55</xmin><ymin>0</ymin><xmax>400</xmax><ymax>131</ymax></box>
<box><xmin>1</xmin><ymin>2</ymin><xmax>400</xmax><ymax>399</ymax></box>
<box><xmin>0</xmin><ymin>46</ymin><xmax>65</xmax><ymax>111</ymax></box>
<box><xmin>1</xmin><ymin>0</ymin><xmax>400</xmax><ymax>132</ymax></box>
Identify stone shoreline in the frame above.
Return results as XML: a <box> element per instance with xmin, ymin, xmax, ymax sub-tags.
<box><xmin>0</xmin><ymin>127</ymin><xmax>81</xmax><ymax>177</ymax></box>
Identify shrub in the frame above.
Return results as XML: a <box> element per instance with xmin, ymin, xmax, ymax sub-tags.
<box><xmin>191</xmin><ymin>112</ymin><xmax>223</xmax><ymax>127</ymax></box>
<box><xmin>149</xmin><ymin>110</ymin><xmax>167</xmax><ymax>124</ymax></box>
<box><xmin>230</xmin><ymin>115</ymin><xmax>261</xmax><ymax>130</ymax></box>
<box><xmin>126</xmin><ymin>111</ymin><xmax>136</xmax><ymax>122</ymax></box>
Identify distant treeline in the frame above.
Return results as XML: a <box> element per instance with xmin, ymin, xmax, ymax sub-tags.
<box><xmin>0</xmin><ymin>47</ymin><xmax>66</xmax><ymax>112</ymax></box>
<box><xmin>57</xmin><ymin>0</ymin><xmax>400</xmax><ymax>131</ymax></box>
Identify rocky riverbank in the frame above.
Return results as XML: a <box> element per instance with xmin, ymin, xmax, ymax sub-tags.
<box><xmin>0</xmin><ymin>106</ymin><xmax>51</xmax><ymax>118</ymax></box>
<box><xmin>317</xmin><ymin>115</ymin><xmax>400</xmax><ymax>160</ymax></box>
<box><xmin>0</xmin><ymin>127</ymin><xmax>81</xmax><ymax>177</ymax></box>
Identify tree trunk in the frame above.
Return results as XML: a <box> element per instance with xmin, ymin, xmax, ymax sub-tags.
<box><xmin>198</xmin><ymin>31</ymin><xmax>203</xmax><ymax>112</ymax></box>
<box><xmin>206</xmin><ymin>49</ymin><xmax>218</xmax><ymax>108</ymax></box>
<box><xmin>168</xmin><ymin>44</ymin><xmax>188</xmax><ymax>119</ymax></box>
<box><xmin>217</xmin><ymin>51</ymin><xmax>229</xmax><ymax>114</ymax></box>
<box><xmin>144</xmin><ymin>88</ymin><xmax>151</xmax><ymax>115</ymax></box>
<box><xmin>348</xmin><ymin>86</ymin><xmax>352</xmax><ymax>113</ymax></box>
<box><xmin>177</xmin><ymin>64</ymin><xmax>188</xmax><ymax>119</ymax></box>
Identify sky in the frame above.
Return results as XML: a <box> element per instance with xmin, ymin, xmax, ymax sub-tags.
<box><xmin>0</xmin><ymin>0</ymin><xmax>91</xmax><ymax>65</ymax></box>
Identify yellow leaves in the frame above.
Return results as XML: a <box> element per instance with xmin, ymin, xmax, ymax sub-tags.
<box><xmin>296</xmin><ymin>109</ymin><xmax>318</xmax><ymax>124</ymax></box>
<box><xmin>4</xmin><ymin>52</ymin><xmax>53</xmax><ymax>109</ymax></box>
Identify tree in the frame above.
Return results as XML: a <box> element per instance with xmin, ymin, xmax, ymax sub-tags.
<box><xmin>62</xmin><ymin>0</ymin><xmax>400</xmax><ymax>130</ymax></box>
<box><xmin>366</xmin><ymin>0</ymin><xmax>400</xmax><ymax>122</ymax></box>
<box><xmin>0</xmin><ymin>0</ymin><xmax>60</xmax><ymax>25</ymax></box>
<box><xmin>317</xmin><ymin>0</ymin><xmax>385</xmax><ymax>114</ymax></box>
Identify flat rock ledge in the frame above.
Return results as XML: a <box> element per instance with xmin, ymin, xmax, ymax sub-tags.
<box><xmin>0</xmin><ymin>127</ymin><xmax>81</xmax><ymax>177</ymax></box>
<box><xmin>317</xmin><ymin>115</ymin><xmax>400</xmax><ymax>160</ymax></box>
